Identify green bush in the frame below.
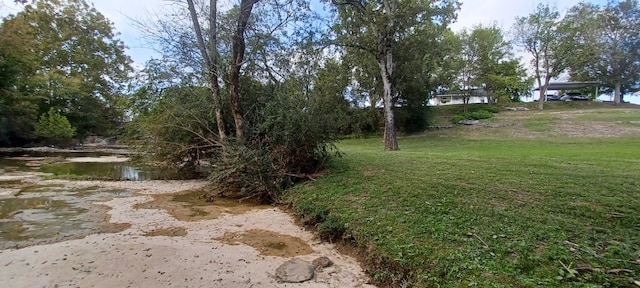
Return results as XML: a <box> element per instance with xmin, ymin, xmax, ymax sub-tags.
<box><xmin>125</xmin><ymin>85</ymin><xmax>217</xmax><ymax>177</ymax></box>
<box><xmin>209</xmin><ymin>77</ymin><xmax>343</xmax><ymax>202</ymax></box>
<box><xmin>34</xmin><ymin>108</ymin><xmax>76</xmax><ymax>145</ymax></box>
<box><xmin>483</xmin><ymin>105</ymin><xmax>501</xmax><ymax>113</ymax></box>
<box><xmin>470</xmin><ymin>109</ymin><xmax>494</xmax><ymax>119</ymax></box>
<box><xmin>451</xmin><ymin>109</ymin><xmax>495</xmax><ymax>123</ymax></box>
<box><xmin>451</xmin><ymin>114</ymin><xmax>468</xmax><ymax>124</ymax></box>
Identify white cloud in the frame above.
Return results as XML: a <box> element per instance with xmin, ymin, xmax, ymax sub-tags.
<box><xmin>0</xmin><ymin>0</ymin><xmax>614</xmax><ymax>72</ymax></box>
<box><xmin>450</xmin><ymin>0</ymin><xmax>608</xmax><ymax>32</ymax></box>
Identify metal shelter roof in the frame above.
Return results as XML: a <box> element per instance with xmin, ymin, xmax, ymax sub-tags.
<box><xmin>533</xmin><ymin>81</ymin><xmax>600</xmax><ymax>91</ymax></box>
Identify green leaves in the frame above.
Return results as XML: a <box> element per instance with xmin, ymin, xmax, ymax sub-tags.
<box><xmin>566</xmin><ymin>0</ymin><xmax>640</xmax><ymax>103</ymax></box>
<box><xmin>34</xmin><ymin>108</ymin><xmax>76</xmax><ymax>144</ymax></box>
<box><xmin>458</xmin><ymin>25</ymin><xmax>530</xmax><ymax>103</ymax></box>
<box><xmin>512</xmin><ymin>3</ymin><xmax>575</xmax><ymax>109</ymax></box>
<box><xmin>0</xmin><ymin>0</ymin><xmax>132</xmax><ymax>144</ymax></box>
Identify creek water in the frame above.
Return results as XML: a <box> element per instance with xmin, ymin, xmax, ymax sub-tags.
<box><xmin>0</xmin><ymin>151</ymin><xmax>185</xmax><ymax>181</ymax></box>
<box><xmin>0</xmin><ymin>151</ymin><xmax>183</xmax><ymax>249</ymax></box>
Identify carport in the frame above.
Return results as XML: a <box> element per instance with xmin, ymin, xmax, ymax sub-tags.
<box><xmin>533</xmin><ymin>81</ymin><xmax>600</xmax><ymax>100</ymax></box>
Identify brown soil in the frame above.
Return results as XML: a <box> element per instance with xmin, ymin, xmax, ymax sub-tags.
<box><xmin>133</xmin><ymin>189</ymin><xmax>270</xmax><ymax>221</ymax></box>
<box><xmin>215</xmin><ymin>229</ymin><xmax>314</xmax><ymax>257</ymax></box>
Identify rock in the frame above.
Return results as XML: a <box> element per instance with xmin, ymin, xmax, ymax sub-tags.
<box><xmin>275</xmin><ymin>258</ymin><xmax>315</xmax><ymax>283</ymax></box>
<box><xmin>483</xmin><ymin>123</ymin><xmax>514</xmax><ymax>128</ymax></box>
<box><xmin>504</xmin><ymin>106</ymin><xmax>530</xmax><ymax>111</ymax></box>
<box><xmin>458</xmin><ymin>120</ymin><xmax>480</xmax><ymax>125</ymax></box>
<box><xmin>312</xmin><ymin>256</ymin><xmax>333</xmax><ymax>270</ymax></box>
<box><xmin>629</xmin><ymin>121</ymin><xmax>640</xmax><ymax>124</ymax></box>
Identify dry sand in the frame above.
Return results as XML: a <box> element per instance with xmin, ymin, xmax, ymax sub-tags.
<box><xmin>0</xmin><ymin>180</ymin><xmax>374</xmax><ymax>288</ymax></box>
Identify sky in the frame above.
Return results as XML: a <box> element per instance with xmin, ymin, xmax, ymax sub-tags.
<box><xmin>1</xmin><ymin>0</ymin><xmax>636</xmax><ymax>102</ymax></box>
<box><xmin>1</xmin><ymin>0</ymin><xmax>610</xmax><ymax>66</ymax></box>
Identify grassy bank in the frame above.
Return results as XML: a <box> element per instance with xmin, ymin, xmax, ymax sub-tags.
<box><xmin>284</xmin><ymin>106</ymin><xmax>640</xmax><ymax>287</ymax></box>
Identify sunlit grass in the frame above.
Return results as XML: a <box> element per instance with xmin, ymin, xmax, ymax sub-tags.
<box><xmin>285</xmin><ymin>107</ymin><xmax>640</xmax><ymax>287</ymax></box>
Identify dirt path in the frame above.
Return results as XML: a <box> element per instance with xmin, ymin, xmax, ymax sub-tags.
<box><xmin>0</xmin><ymin>180</ymin><xmax>374</xmax><ymax>287</ymax></box>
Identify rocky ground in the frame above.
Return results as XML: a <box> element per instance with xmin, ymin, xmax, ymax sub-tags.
<box><xmin>0</xmin><ymin>178</ymin><xmax>374</xmax><ymax>287</ymax></box>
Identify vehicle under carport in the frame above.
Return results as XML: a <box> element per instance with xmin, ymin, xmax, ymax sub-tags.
<box><xmin>534</xmin><ymin>81</ymin><xmax>600</xmax><ymax>101</ymax></box>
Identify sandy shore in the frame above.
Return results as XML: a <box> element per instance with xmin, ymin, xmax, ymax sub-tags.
<box><xmin>0</xmin><ymin>180</ymin><xmax>374</xmax><ymax>287</ymax></box>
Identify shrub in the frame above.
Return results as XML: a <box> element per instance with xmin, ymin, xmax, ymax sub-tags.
<box><xmin>35</xmin><ymin>108</ymin><xmax>76</xmax><ymax>145</ymax></box>
<box><xmin>451</xmin><ymin>114</ymin><xmax>468</xmax><ymax>124</ymax></box>
<box><xmin>125</xmin><ymin>86</ymin><xmax>218</xmax><ymax>178</ymax></box>
<box><xmin>483</xmin><ymin>105</ymin><xmax>501</xmax><ymax>113</ymax></box>
<box><xmin>451</xmin><ymin>109</ymin><xmax>495</xmax><ymax>123</ymax></box>
<box><xmin>208</xmin><ymin>79</ymin><xmax>342</xmax><ymax>202</ymax></box>
<box><xmin>129</xmin><ymin>75</ymin><xmax>345</xmax><ymax>202</ymax></box>
<box><xmin>470</xmin><ymin>109</ymin><xmax>493</xmax><ymax>119</ymax></box>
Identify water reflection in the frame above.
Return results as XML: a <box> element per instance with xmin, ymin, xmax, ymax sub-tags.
<box><xmin>0</xmin><ymin>152</ymin><xmax>195</xmax><ymax>181</ymax></box>
<box><xmin>39</xmin><ymin>162</ymin><xmax>188</xmax><ymax>181</ymax></box>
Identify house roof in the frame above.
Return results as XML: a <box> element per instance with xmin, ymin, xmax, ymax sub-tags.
<box><xmin>533</xmin><ymin>81</ymin><xmax>600</xmax><ymax>91</ymax></box>
<box><xmin>435</xmin><ymin>88</ymin><xmax>487</xmax><ymax>97</ymax></box>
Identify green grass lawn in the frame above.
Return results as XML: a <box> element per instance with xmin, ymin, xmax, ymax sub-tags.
<box><xmin>574</xmin><ymin>109</ymin><xmax>640</xmax><ymax>123</ymax></box>
<box><xmin>285</xmin><ymin>108</ymin><xmax>640</xmax><ymax>287</ymax></box>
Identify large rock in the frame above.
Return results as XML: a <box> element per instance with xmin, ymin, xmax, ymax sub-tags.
<box><xmin>275</xmin><ymin>258</ymin><xmax>315</xmax><ymax>283</ymax></box>
<box><xmin>504</xmin><ymin>106</ymin><xmax>530</xmax><ymax>111</ymax></box>
<box><xmin>458</xmin><ymin>120</ymin><xmax>480</xmax><ymax>125</ymax></box>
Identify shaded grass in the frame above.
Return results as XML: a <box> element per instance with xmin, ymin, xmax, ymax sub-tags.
<box><xmin>285</xmin><ymin>135</ymin><xmax>640</xmax><ymax>287</ymax></box>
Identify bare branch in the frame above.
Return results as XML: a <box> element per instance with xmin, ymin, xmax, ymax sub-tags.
<box><xmin>186</xmin><ymin>0</ymin><xmax>211</xmax><ymax>69</ymax></box>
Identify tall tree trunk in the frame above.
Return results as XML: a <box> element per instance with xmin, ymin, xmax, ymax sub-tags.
<box><xmin>209</xmin><ymin>0</ymin><xmax>226</xmax><ymax>141</ymax></box>
<box><xmin>377</xmin><ymin>0</ymin><xmax>398</xmax><ymax>151</ymax></box>
<box><xmin>463</xmin><ymin>95</ymin><xmax>468</xmax><ymax>113</ymax></box>
<box><xmin>229</xmin><ymin>0</ymin><xmax>258</xmax><ymax>142</ymax></box>
<box><xmin>187</xmin><ymin>0</ymin><xmax>226</xmax><ymax>141</ymax></box>
<box><xmin>534</xmin><ymin>59</ymin><xmax>544</xmax><ymax>110</ymax></box>
<box><xmin>210</xmin><ymin>73</ymin><xmax>226</xmax><ymax>140</ymax></box>
<box><xmin>378</xmin><ymin>51</ymin><xmax>399</xmax><ymax>151</ymax></box>
<box><xmin>614</xmin><ymin>82</ymin><xmax>621</xmax><ymax>106</ymax></box>
<box><xmin>537</xmin><ymin>76</ymin><xmax>547</xmax><ymax>111</ymax></box>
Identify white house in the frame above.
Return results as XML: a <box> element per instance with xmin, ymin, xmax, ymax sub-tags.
<box><xmin>429</xmin><ymin>89</ymin><xmax>488</xmax><ymax>106</ymax></box>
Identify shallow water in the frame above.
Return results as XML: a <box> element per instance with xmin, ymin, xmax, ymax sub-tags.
<box><xmin>39</xmin><ymin>161</ymin><xmax>185</xmax><ymax>181</ymax></box>
<box><xmin>0</xmin><ymin>151</ymin><xmax>189</xmax><ymax>181</ymax></box>
<box><xmin>0</xmin><ymin>152</ymin><xmax>229</xmax><ymax>249</ymax></box>
<box><xmin>0</xmin><ymin>184</ymin><xmax>132</xmax><ymax>249</ymax></box>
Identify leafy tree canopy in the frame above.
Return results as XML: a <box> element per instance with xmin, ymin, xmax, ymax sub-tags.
<box><xmin>0</xmin><ymin>0</ymin><xmax>132</xmax><ymax>145</ymax></box>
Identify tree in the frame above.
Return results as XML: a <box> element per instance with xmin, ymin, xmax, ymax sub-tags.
<box><xmin>463</xmin><ymin>25</ymin><xmax>512</xmax><ymax>104</ymax></box>
<box><xmin>130</xmin><ymin>0</ymin><xmax>341</xmax><ymax>200</ymax></box>
<box><xmin>486</xmin><ymin>59</ymin><xmax>532</xmax><ymax>102</ymax></box>
<box><xmin>1</xmin><ymin>0</ymin><xmax>132</xmax><ymax>142</ymax></box>
<box><xmin>35</xmin><ymin>108</ymin><xmax>76</xmax><ymax>145</ymax></box>
<box><xmin>567</xmin><ymin>0</ymin><xmax>640</xmax><ymax>104</ymax></box>
<box><xmin>0</xmin><ymin>12</ymin><xmax>41</xmax><ymax>146</ymax></box>
<box><xmin>333</xmin><ymin>0</ymin><xmax>459</xmax><ymax>150</ymax></box>
<box><xmin>512</xmin><ymin>4</ymin><xmax>573</xmax><ymax>110</ymax></box>
<box><xmin>186</xmin><ymin>0</ymin><xmax>227</xmax><ymax>142</ymax></box>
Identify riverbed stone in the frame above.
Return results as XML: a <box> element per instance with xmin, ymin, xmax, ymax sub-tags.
<box><xmin>275</xmin><ymin>258</ymin><xmax>315</xmax><ymax>283</ymax></box>
<box><xmin>312</xmin><ymin>256</ymin><xmax>333</xmax><ymax>270</ymax></box>
<box><xmin>459</xmin><ymin>120</ymin><xmax>480</xmax><ymax>125</ymax></box>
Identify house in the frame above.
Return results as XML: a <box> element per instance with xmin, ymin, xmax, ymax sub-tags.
<box><xmin>429</xmin><ymin>88</ymin><xmax>488</xmax><ymax>106</ymax></box>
